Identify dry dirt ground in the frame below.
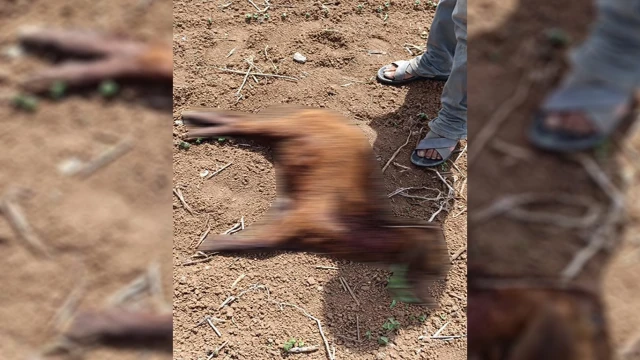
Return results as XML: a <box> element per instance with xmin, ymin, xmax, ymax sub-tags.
<box><xmin>172</xmin><ymin>1</ymin><xmax>467</xmax><ymax>360</ymax></box>
<box><xmin>468</xmin><ymin>0</ymin><xmax>640</xmax><ymax>357</ymax></box>
<box><xmin>0</xmin><ymin>1</ymin><xmax>172</xmax><ymax>359</ymax></box>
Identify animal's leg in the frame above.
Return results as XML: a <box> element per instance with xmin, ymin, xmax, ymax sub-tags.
<box><xmin>18</xmin><ymin>27</ymin><xmax>145</xmax><ymax>57</ymax></box>
<box><xmin>62</xmin><ymin>309</ymin><xmax>172</xmax><ymax>342</ymax></box>
<box><xmin>181</xmin><ymin>107</ymin><xmax>310</xmax><ymax>140</ymax></box>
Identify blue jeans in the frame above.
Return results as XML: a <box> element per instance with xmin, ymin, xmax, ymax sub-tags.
<box><xmin>415</xmin><ymin>0</ymin><xmax>467</xmax><ymax>141</ymax></box>
<box><xmin>567</xmin><ymin>0</ymin><xmax>640</xmax><ymax>92</ymax></box>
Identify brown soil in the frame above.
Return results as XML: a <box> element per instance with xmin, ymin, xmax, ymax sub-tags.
<box><xmin>0</xmin><ymin>1</ymin><xmax>172</xmax><ymax>359</ymax></box>
<box><xmin>468</xmin><ymin>0</ymin><xmax>640</xmax><ymax>357</ymax></box>
<box><xmin>172</xmin><ymin>1</ymin><xmax>467</xmax><ymax>360</ymax></box>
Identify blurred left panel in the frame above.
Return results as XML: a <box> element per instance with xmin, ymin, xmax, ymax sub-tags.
<box><xmin>0</xmin><ymin>1</ymin><xmax>173</xmax><ymax>359</ymax></box>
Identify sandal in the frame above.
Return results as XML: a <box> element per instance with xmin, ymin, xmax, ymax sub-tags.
<box><xmin>411</xmin><ymin>131</ymin><xmax>458</xmax><ymax>167</ymax></box>
<box><xmin>377</xmin><ymin>56</ymin><xmax>449</xmax><ymax>86</ymax></box>
<box><xmin>529</xmin><ymin>82</ymin><xmax>634</xmax><ymax>152</ymax></box>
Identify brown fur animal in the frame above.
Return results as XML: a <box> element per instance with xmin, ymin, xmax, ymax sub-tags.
<box><xmin>17</xmin><ymin>27</ymin><xmax>172</xmax><ymax>92</ymax></box>
<box><xmin>469</xmin><ymin>285</ymin><xmax>610</xmax><ymax>360</ymax></box>
<box><xmin>181</xmin><ymin>106</ymin><xmax>451</xmax><ymax>305</ymax></box>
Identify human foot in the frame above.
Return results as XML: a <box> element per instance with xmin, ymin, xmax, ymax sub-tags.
<box><xmin>530</xmin><ymin>82</ymin><xmax>634</xmax><ymax>152</ymax></box>
<box><xmin>376</xmin><ymin>56</ymin><xmax>448</xmax><ymax>85</ymax></box>
<box><xmin>411</xmin><ymin>131</ymin><xmax>458</xmax><ymax>167</ymax></box>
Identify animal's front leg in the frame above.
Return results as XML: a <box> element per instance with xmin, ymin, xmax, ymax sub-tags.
<box><xmin>18</xmin><ymin>27</ymin><xmax>171</xmax><ymax>92</ymax></box>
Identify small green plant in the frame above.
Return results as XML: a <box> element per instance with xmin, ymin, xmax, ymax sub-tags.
<box><xmin>415</xmin><ymin>0</ymin><xmax>421</xmax><ymax>5</ymax></box>
<box><xmin>382</xmin><ymin>317</ymin><xmax>401</xmax><ymax>332</ymax></box>
<box><xmin>245</xmin><ymin>13</ymin><xmax>253</xmax><ymax>20</ymax></box>
<box><xmin>281</xmin><ymin>12</ymin><xmax>287</xmax><ymax>19</ymax></box>
<box><xmin>218</xmin><ymin>137</ymin><xmax>226</xmax><ymax>143</ymax></box>
<box><xmin>384</xmin><ymin>1</ymin><xmax>391</xmax><ymax>9</ymax></box>
<box><xmin>323</xmin><ymin>8</ymin><xmax>329</xmax><ymax>16</ymax></box>
<box><xmin>356</xmin><ymin>4</ymin><xmax>364</xmax><ymax>13</ymax></box>
<box><xmin>440</xmin><ymin>162</ymin><xmax>448</xmax><ymax>171</ymax></box>
<box><xmin>418</xmin><ymin>112</ymin><xmax>428</xmax><ymax>120</ymax></box>
<box><xmin>13</xmin><ymin>94</ymin><xmax>38</xmax><ymax>112</ymax></box>
<box><xmin>365</xmin><ymin>330</ymin><xmax>373</xmax><ymax>340</ymax></box>
<box><xmin>207</xmin><ymin>17</ymin><xmax>213</xmax><ymax>25</ymax></box>
<box><xmin>195</xmin><ymin>138</ymin><xmax>204</xmax><ymax>144</ymax></box>
<box><xmin>179</xmin><ymin>141</ymin><xmax>191</xmax><ymax>150</ymax></box>
<box><xmin>439</xmin><ymin>313</ymin><xmax>447</xmax><ymax>321</ymax></box>
<box><xmin>545</xmin><ymin>27</ymin><xmax>571</xmax><ymax>47</ymax></box>
<box><xmin>305</xmin><ymin>12</ymin><xmax>310</xmax><ymax>18</ymax></box>
<box><xmin>282</xmin><ymin>338</ymin><xmax>304</xmax><ymax>352</ymax></box>
<box><xmin>378</xmin><ymin>336</ymin><xmax>390</xmax><ymax>346</ymax></box>
<box><xmin>49</xmin><ymin>81</ymin><xmax>67</xmax><ymax>100</ymax></box>
<box><xmin>418</xmin><ymin>314</ymin><xmax>427</xmax><ymax>323</ymax></box>
<box><xmin>377</xmin><ymin>5</ymin><xmax>383</xmax><ymax>12</ymax></box>
<box><xmin>253</xmin><ymin>13</ymin><xmax>259</xmax><ymax>20</ymax></box>
<box><xmin>390</xmin><ymin>299</ymin><xmax>397</xmax><ymax>309</ymax></box>
<box><xmin>99</xmin><ymin>80</ymin><xmax>119</xmax><ymax>98</ymax></box>
<box><xmin>264</xmin><ymin>13</ymin><xmax>270</xmax><ymax>20</ymax></box>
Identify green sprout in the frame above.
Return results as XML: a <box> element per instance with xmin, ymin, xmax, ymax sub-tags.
<box><xmin>382</xmin><ymin>317</ymin><xmax>401</xmax><ymax>332</ymax></box>
<box><xmin>98</xmin><ymin>80</ymin><xmax>119</xmax><ymax>98</ymax></box>
<box><xmin>179</xmin><ymin>141</ymin><xmax>191</xmax><ymax>150</ymax></box>
<box><xmin>378</xmin><ymin>336</ymin><xmax>389</xmax><ymax>346</ymax></box>
<box><xmin>13</xmin><ymin>94</ymin><xmax>38</xmax><ymax>112</ymax></box>
<box><xmin>49</xmin><ymin>81</ymin><xmax>67</xmax><ymax>100</ymax></box>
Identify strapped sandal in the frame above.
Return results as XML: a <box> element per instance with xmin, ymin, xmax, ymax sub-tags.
<box><xmin>411</xmin><ymin>131</ymin><xmax>458</xmax><ymax>167</ymax></box>
<box><xmin>377</xmin><ymin>56</ymin><xmax>449</xmax><ymax>85</ymax></box>
<box><xmin>529</xmin><ymin>82</ymin><xmax>634</xmax><ymax>152</ymax></box>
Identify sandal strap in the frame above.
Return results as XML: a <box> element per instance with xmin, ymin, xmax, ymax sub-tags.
<box><xmin>415</xmin><ymin>134</ymin><xmax>457</xmax><ymax>159</ymax></box>
<box><xmin>541</xmin><ymin>83</ymin><xmax>632</xmax><ymax>133</ymax></box>
<box><xmin>390</xmin><ymin>58</ymin><xmax>420</xmax><ymax>80</ymax></box>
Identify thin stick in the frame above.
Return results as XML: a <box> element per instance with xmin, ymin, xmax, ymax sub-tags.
<box><xmin>315</xmin><ymin>265</ymin><xmax>339</xmax><ymax>270</ymax></box>
<box><xmin>0</xmin><ymin>192</ymin><xmax>51</xmax><ymax>257</ymax></box>
<box><xmin>356</xmin><ymin>314</ymin><xmax>361</xmax><ymax>341</ymax></box>
<box><xmin>339</xmin><ymin>277</ymin><xmax>360</xmax><ymax>306</ymax></box>
<box><xmin>216</xmin><ymin>67</ymin><xmax>298</xmax><ymax>81</ymax></box>
<box><xmin>107</xmin><ymin>273</ymin><xmax>148</xmax><ymax>306</ymax></box>
<box><xmin>218</xmin><ymin>296</ymin><xmax>236</xmax><ymax>310</ymax></box>
<box><xmin>451</xmin><ymin>246</ymin><xmax>466</xmax><ymax>261</ymax></box>
<box><xmin>431</xmin><ymin>335</ymin><xmax>466</xmax><ymax>340</ymax></box>
<box><xmin>248</xmin><ymin>0</ymin><xmax>269</xmax><ymax>12</ymax></box>
<box><xmin>181</xmin><ymin>255</ymin><xmax>215</xmax><ymax>266</ymax></box>
<box><xmin>226</xmin><ymin>48</ymin><xmax>236</xmax><ymax>58</ymax></box>
<box><xmin>75</xmin><ymin>138</ymin><xmax>134</xmax><ymax>178</ymax></box>
<box><xmin>288</xmin><ymin>346</ymin><xmax>319</xmax><ymax>353</ymax></box>
<box><xmin>231</xmin><ymin>274</ymin><xmax>246</xmax><ymax>289</ymax></box>
<box><xmin>454</xmin><ymin>143</ymin><xmax>468</xmax><ymax>162</ymax></box>
<box><xmin>471</xmin><ymin>193</ymin><xmax>601</xmax><ymax>229</ymax></box>
<box><xmin>206</xmin><ymin>317</ymin><xmax>222</xmax><ymax>337</ymax></box>
<box><xmin>561</xmin><ymin>154</ymin><xmax>625</xmax><ymax>281</ymax></box>
<box><xmin>382</xmin><ymin>128</ymin><xmax>413</xmax><ymax>173</ymax></box>
<box><xmin>433</xmin><ymin>321</ymin><xmax>450</xmax><ymax>337</ymax></box>
<box><xmin>469</xmin><ymin>75</ymin><xmax>532</xmax><ymax>165</ymax></box>
<box><xmin>193</xmin><ymin>220</ymin><xmax>212</xmax><ymax>249</ymax></box>
<box><xmin>215</xmin><ymin>340</ymin><xmax>229</xmax><ymax>355</ymax></box>
<box><xmin>173</xmin><ymin>187</ymin><xmax>195</xmax><ymax>215</ymax></box>
<box><xmin>235</xmin><ymin>62</ymin><xmax>254</xmax><ymax>99</ymax></box>
<box><xmin>51</xmin><ymin>273</ymin><xmax>87</xmax><ymax>330</ymax></box>
<box><xmin>278</xmin><ymin>302</ymin><xmax>334</xmax><ymax>360</ymax></box>
<box><xmin>207</xmin><ymin>162</ymin><xmax>233</xmax><ymax>180</ymax></box>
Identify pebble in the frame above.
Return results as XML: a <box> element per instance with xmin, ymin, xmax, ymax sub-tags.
<box><xmin>376</xmin><ymin>352</ymin><xmax>387</xmax><ymax>360</ymax></box>
<box><xmin>293</xmin><ymin>52</ymin><xmax>307</xmax><ymax>63</ymax></box>
<box><xmin>307</xmin><ymin>277</ymin><xmax>316</xmax><ymax>285</ymax></box>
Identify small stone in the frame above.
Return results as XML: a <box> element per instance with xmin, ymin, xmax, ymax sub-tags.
<box><xmin>307</xmin><ymin>277</ymin><xmax>316</xmax><ymax>285</ymax></box>
<box><xmin>376</xmin><ymin>352</ymin><xmax>387</xmax><ymax>360</ymax></box>
<box><xmin>361</xmin><ymin>285</ymin><xmax>370</xmax><ymax>291</ymax></box>
<box><xmin>293</xmin><ymin>52</ymin><xmax>307</xmax><ymax>63</ymax></box>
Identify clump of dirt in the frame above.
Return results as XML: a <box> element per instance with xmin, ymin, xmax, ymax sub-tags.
<box><xmin>0</xmin><ymin>1</ymin><xmax>172</xmax><ymax>359</ymax></box>
<box><xmin>173</xmin><ymin>0</ymin><xmax>467</xmax><ymax>359</ymax></box>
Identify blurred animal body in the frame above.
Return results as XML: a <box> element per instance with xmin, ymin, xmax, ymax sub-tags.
<box><xmin>182</xmin><ymin>106</ymin><xmax>451</xmax><ymax>304</ymax></box>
